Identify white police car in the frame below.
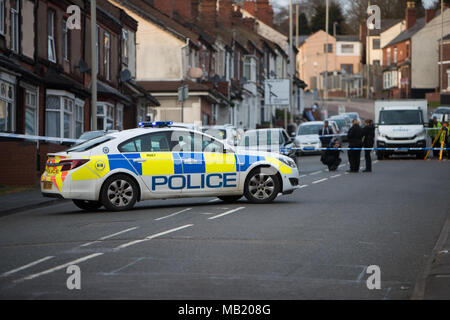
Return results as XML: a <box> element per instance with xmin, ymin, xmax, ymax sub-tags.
<box><xmin>41</xmin><ymin>122</ymin><xmax>300</xmax><ymax>211</ymax></box>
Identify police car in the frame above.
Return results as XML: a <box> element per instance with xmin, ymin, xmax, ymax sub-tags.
<box><xmin>41</xmin><ymin>122</ymin><xmax>300</xmax><ymax>212</ymax></box>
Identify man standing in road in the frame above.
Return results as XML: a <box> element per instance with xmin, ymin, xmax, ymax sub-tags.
<box><xmin>347</xmin><ymin>119</ymin><xmax>363</xmax><ymax>173</ymax></box>
<box><xmin>429</xmin><ymin>117</ymin><xmax>442</xmax><ymax>158</ymax></box>
<box><xmin>362</xmin><ymin>119</ymin><xmax>375</xmax><ymax>172</ymax></box>
<box><xmin>318</xmin><ymin>121</ymin><xmax>334</xmax><ymax>147</ymax></box>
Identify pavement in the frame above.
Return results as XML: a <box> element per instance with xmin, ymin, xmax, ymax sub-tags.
<box><xmin>0</xmin><ymin>152</ymin><xmax>448</xmax><ymax>300</ymax></box>
<box><xmin>0</xmin><ymin>189</ymin><xmax>65</xmax><ymax>217</ymax></box>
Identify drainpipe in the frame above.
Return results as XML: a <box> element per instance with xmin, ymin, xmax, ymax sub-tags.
<box><xmin>180</xmin><ymin>38</ymin><xmax>190</xmax><ymax>122</ymax></box>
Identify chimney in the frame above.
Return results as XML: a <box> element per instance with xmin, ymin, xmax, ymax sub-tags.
<box><xmin>242</xmin><ymin>17</ymin><xmax>256</xmax><ymax>32</ymax></box>
<box><xmin>218</xmin><ymin>0</ymin><xmax>233</xmax><ymax>27</ymax></box>
<box><xmin>154</xmin><ymin>0</ymin><xmax>174</xmax><ymax>18</ymax></box>
<box><xmin>425</xmin><ymin>9</ymin><xmax>435</xmax><ymax>23</ymax></box>
<box><xmin>256</xmin><ymin>0</ymin><xmax>274</xmax><ymax>27</ymax></box>
<box><xmin>199</xmin><ymin>0</ymin><xmax>217</xmax><ymax>27</ymax></box>
<box><xmin>243</xmin><ymin>0</ymin><xmax>257</xmax><ymax>16</ymax></box>
<box><xmin>232</xmin><ymin>7</ymin><xmax>244</xmax><ymax>26</ymax></box>
<box><xmin>405</xmin><ymin>1</ymin><xmax>416</xmax><ymax>31</ymax></box>
<box><xmin>173</xmin><ymin>0</ymin><xmax>191</xmax><ymax>21</ymax></box>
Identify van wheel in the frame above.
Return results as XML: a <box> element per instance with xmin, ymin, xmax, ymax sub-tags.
<box><xmin>73</xmin><ymin>200</ymin><xmax>102</xmax><ymax>212</ymax></box>
<box><xmin>244</xmin><ymin>168</ymin><xmax>280</xmax><ymax>204</ymax></box>
<box><xmin>101</xmin><ymin>174</ymin><xmax>138</xmax><ymax>211</ymax></box>
<box><xmin>218</xmin><ymin>195</ymin><xmax>242</xmax><ymax>203</ymax></box>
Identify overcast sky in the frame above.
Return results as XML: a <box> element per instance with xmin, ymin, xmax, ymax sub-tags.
<box><xmin>271</xmin><ymin>0</ymin><xmax>436</xmax><ymax>11</ymax></box>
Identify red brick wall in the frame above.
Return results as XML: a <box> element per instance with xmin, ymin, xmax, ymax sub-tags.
<box><xmin>200</xmin><ymin>0</ymin><xmax>217</xmax><ymax>27</ymax></box>
<box><xmin>218</xmin><ymin>0</ymin><xmax>233</xmax><ymax>27</ymax></box>
<box><xmin>0</xmin><ymin>140</ymin><xmax>38</xmax><ymax>186</ymax></box>
<box><xmin>154</xmin><ymin>0</ymin><xmax>174</xmax><ymax>17</ymax></box>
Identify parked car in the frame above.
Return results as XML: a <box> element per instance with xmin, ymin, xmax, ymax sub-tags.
<box><xmin>341</xmin><ymin>112</ymin><xmax>361</xmax><ymax>124</ymax></box>
<box><xmin>237</xmin><ymin>128</ymin><xmax>297</xmax><ymax>161</ymax></box>
<box><xmin>327</xmin><ymin>115</ymin><xmax>351</xmax><ymax>142</ymax></box>
<box><xmin>201</xmin><ymin>125</ymin><xmax>241</xmax><ymax>146</ymax></box>
<box><xmin>294</xmin><ymin>122</ymin><xmax>323</xmax><ymax>156</ymax></box>
<box><xmin>430</xmin><ymin>107</ymin><xmax>450</xmax><ymax>123</ymax></box>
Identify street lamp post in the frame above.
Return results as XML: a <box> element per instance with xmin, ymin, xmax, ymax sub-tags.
<box><xmin>288</xmin><ymin>0</ymin><xmax>294</xmax><ymax>129</ymax></box>
<box><xmin>325</xmin><ymin>0</ymin><xmax>329</xmax><ymax>101</ymax></box>
<box><xmin>91</xmin><ymin>0</ymin><xmax>97</xmax><ymax>131</ymax></box>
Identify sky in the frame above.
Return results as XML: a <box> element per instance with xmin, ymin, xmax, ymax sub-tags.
<box><xmin>271</xmin><ymin>0</ymin><xmax>436</xmax><ymax>11</ymax></box>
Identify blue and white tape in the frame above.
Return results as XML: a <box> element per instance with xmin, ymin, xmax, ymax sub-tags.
<box><xmin>0</xmin><ymin>132</ymin><xmax>82</xmax><ymax>144</ymax></box>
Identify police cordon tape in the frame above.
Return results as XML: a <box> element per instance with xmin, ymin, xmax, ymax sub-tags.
<box><xmin>281</xmin><ymin>147</ymin><xmax>449</xmax><ymax>151</ymax></box>
<box><xmin>0</xmin><ymin>132</ymin><xmax>83</xmax><ymax>144</ymax></box>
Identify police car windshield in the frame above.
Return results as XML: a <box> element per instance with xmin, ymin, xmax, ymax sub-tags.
<box><xmin>297</xmin><ymin>125</ymin><xmax>322</xmax><ymax>135</ymax></box>
<box><xmin>239</xmin><ymin>130</ymin><xmax>283</xmax><ymax>146</ymax></box>
<box><xmin>66</xmin><ymin>136</ymin><xmax>115</xmax><ymax>152</ymax></box>
<box><xmin>202</xmin><ymin>128</ymin><xmax>227</xmax><ymax>139</ymax></box>
<box><xmin>380</xmin><ymin>110</ymin><xmax>423</xmax><ymax>125</ymax></box>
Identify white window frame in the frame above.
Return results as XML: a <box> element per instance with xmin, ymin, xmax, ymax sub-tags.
<box><xmin>24</xmin><ymin>87</ymin><xmax>38</xmax><ymax>135</ymax></box>
<box><xmin>243</xmin><ymin>55</ymin><xmax>257</xmax><ymax>82</ymax></box>
<box><xmin>0</xmin><ymin>0</ymin><xmax>5</xmax><ymax>35</ymax></box>
<box><xmin>75</xmin><ymin>99</ymin><xmax>84</xmax><ymax>139</ymax></box>
<box><xmin>63</xmin><ymin>19</ymin><xmax>69</xmax><ymax>61</ymax></box>
<box><xmin>45</xmin><ymin>90</ymin><xmax>78</xmax><ymax>139</ymax></box>
<box><xmin>116</xmin><ymin>104</ymin><xmax>124</xmax><ymax>131</ymax></box>
<box><xmin>10</xmin><ymin>0</ymin><xmax>19</xmax><ymax>53</ymax></box>
<box><xmin>137</xmin><ymin>104</ymin><xmax>146</xmax><ymax>123</ymax></box>
<box><xmin>97</xmin><ymin>102</ymin><xmax>114</xmax><ymax>131</ymax></box>
<box><xmin>341</xmin><ymin>44</ymin><xmax>354</xmax><ymax>54</ymax></box>
<box><xmin>0</xmin><ymin>77</ymin><xmax>16</xmax><ymax>132</ymax></box>
<box><xmin>447</xmin><ymin>69</ymin><xmax>450</xmax><ymax>90</ymax></box>
<box><xmin>122</xmin><ymin>29</ymin><xmax>129</xmax><ymax>66</ymax></box>
<box><xmin>104</xmin><ymin>32</ymin><xmax>111</xmax><ymax>81</ymax></box>
<box><xmin>48</xmin><ymin>10</ymin><xmax>56</xmax><ymax>63</ymax></box>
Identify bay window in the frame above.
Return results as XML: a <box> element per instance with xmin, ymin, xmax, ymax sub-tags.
<box><xmin>75</xmin><ymin>100</ymin><xmax>84</xmax><ymax>138</ymax></box>
<box><xmin>116</xmin><ymin>105</ymin><xmax>123</xmax><ymax>131</ymax></box>
<box><xmin>0</xmin><ymin>79</ymin><xmax>15</xmax><ymax>132</ymax></box>
<box><xmin>45</xmin><ymin>91</ymin><xmax>81</xmax><ymax>139</ymax></box>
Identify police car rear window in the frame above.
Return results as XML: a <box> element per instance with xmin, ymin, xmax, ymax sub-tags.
<box><xmin>118</xmin><ymin>132</ymin><xmax>171</xmax><ymax>153</ymax></box>
<box><xmin>67</xmin><ymin>136</ymin><xmax>115</xmax><ymax>152</ymax></box>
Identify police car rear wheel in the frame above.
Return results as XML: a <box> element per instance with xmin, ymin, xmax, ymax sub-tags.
<box><xmin>244</xmin><ymin>169</ymin><xmax>280</xmax><ymax>204</ymax></box>
<box><xmin>101</xmin><ymin>175</ymin><xmax>138</xmax><ymax>211</ymax></box>
<box><xmin>72</xmin><ymin>200</ymin><xmax>102</xmax><ymax>212</ymax></box>
<box><xmin>218</xmin><ymin>195</ymin><xmax>242</xmax><ymax>203</ymax></box>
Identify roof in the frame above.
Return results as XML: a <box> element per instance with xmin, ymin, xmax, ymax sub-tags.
<box><xmin>384</xmin><ymin>17</ymin><xmax>426</xmax><ymax>48</ymax></box>
<box><xmin>295</xmin><ymin>35</ymin><xmax>309</xmax><ymax>47</ymax></box>
<box><xmin>442</xmin><ymin>34</ymin><xmax>450</xmax><ymax>41</ymax></box>
<box><xmin>368</xmin><ymin>19</ymin><xmax>403</xmax><ymax>36</ymax></box>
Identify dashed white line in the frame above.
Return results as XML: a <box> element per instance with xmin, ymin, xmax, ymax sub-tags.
<box><xmin>208</xmin><ymin>207</ymin><xmax>245</xmax><ymax>220</ymax></box>
<box><xmin>80</xmin><ymin>227</ymin><xmax>139</xmax><ymax>247</ymax></box>
<box><xmin>0</xmin><ymin>256</ymin><xmax>54</xmax><ymax>278</ymax></box>
<box><xmin>15</xmin><ymin>253</ymin><xmax>103</xmax><ymax>283</ymax></box>
<box><xmin>312</xmin><ymin>178</ymin><xmax>328</xmax><ymax>184</ymax></box>
<box><xmin>299</xmin><ymin>175</ymin><xmax>307</xmax><ymax>178</ymax></box>
<box><xmin>330</xmin><ymin>174</ymin><xmax>342</xmax><ymax>179</ymax></box>
<box><xmin>114</xmin><ymin>224</ymin><xmax>194</xmax><ymax>250</ymax></box>
<box><xmin>154</xmin><ymin>208</ymin><xmax>192</xmax><ymax>221</ymax></box>
<box><xmin>309</xmin><ymin>171</ymin><xmax>322</xmax><ymax>176</ymax></box>
<box><xmin>299</xmin><ymin>185</ymin><xmax>308</xmax><ymax>189</ymax></box>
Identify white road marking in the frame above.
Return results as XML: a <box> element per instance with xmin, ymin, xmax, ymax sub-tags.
<box><xmin>299</xmin><ymin>175</ymin><xmax>307</xmax><ymax>178</ymax></box>
<box><xmin>339</xmin><ymin>164</ymin><xmax>347</xmax><ymax>168</ymax></box>
<box><xmin>309</xmin><ymin>171</ymin><xmax>322</xmax><ymax>176</ymax></box>
<box><xmin>0</xmin><ymin>256</ymin><xmax>54</xmax><ymax>278</ymax></box>
<box><xmin>330</xmin><ymin>174</ymin><xmax>342</xmax><ymax>179</ymax></box>
<box><xmin>114</xmin><ymin>224</ymin><xmax>193</xmax><ymax>250</ymax></box>
<box><xmin>80</xmin><ymin>227</ymin><xmax>138</xmax><ymax>247</ymax></box>
<box><xmin>312</xmin><ymin>178</ymin><xmax>328</xmax><ymax>184</ymax></box>
<box><xmin>299</xmin><ymin>185</ymin><xmax>308</xmax><ymax>189</ymax></box>
<box><xmin>208</xmin><ymin>199</ymin><xmax>220</xmax><ymax>203</ymax></box>
<box><xmin>154</xmin><ymin>208</ymin><xmax>192</xmax><ymax>221</ymax></box>
<box><xmin>208</xmin><ymin>207</ymin><xmax>245</xmax><ymax>220</ymax></box>
<box><xmin>15</xmin><ymin>253</ymin><xmax>103</xmax><ymax>283</ymax></box>
<box><xmin>373</xmin><ymin>160</ymin><xmax>379</xmax><ymax>164</ymax></box>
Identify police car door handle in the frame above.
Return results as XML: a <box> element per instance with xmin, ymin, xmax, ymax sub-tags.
<box><xmin>133</xmin><ymin>158</ymin><xmax>146</xmax><ymax>163</ymax></box>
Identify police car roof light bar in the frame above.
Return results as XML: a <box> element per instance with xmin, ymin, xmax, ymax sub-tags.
<box><xmin>138</xmin><ymin>121</ymin><xmax>173</xmax><ymax>128</ymax></box>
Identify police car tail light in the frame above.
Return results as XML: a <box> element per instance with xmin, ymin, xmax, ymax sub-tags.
<box><xmin>59</xmin><ymin>159</ymin><xmax>90</xmax><ymax>171</ymax></box>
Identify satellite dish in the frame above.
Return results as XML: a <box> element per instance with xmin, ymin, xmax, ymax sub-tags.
<box><xmin>78</xmin><ymin>60</ymin><xmax>89</xmax><ymax>73</ymax></box>
<box><xmin>188</xmin><ymin>67</ymin><xmax>203</xmax><ymax>79</ymax></box>
<box><xmin>210</xmin><ymin>74</ymin><xmax>221</xmax><ymax>84</ymax></box>
<box><xmin>120</xmin><ymin>69</ymin><xmax>132</xmax><ymax>83</ymax></box>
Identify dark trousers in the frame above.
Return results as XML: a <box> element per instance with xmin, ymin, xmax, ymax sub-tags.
<box><xmin>364</xmin><ymin>150</ymin><xmax>372</xmax><ymax>171</ymax></box>
<box><xmin>348</xmin><ymin>149</ymin><xmax>361</xmax><ymax>172</ymax></box>
<box><xmin>328</xmin><ymin>157</ymin><xmax>342</xmax><ymax>171</ymax></box>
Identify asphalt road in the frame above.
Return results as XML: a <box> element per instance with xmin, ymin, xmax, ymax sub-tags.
<box><xmin>0</xmin><ymin>153</ymin><xmax>449</xmax><ymax>300</ymax></box>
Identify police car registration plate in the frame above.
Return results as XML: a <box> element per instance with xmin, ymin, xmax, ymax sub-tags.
<box><xmin>43</xmin><ymin>182</ymin><xmax>53</xmax><ymax>190</ymax></box>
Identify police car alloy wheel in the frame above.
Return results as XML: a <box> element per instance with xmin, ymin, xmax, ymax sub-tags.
<box><xmin>101</xmin><ymin>174</ymin><xmax>138</xmax><ymax>211</ymax></box>
<box><xmin>72</xmin><ymin>200</ymin><xmax>103</xmax><ymax>211</ymax></box>
<box><xmin>244</xmin><ymin>168</ymin><xmax>280</xmax><ymax>204</ymax></box>
<box><xmin>218</xmin><ymin>195</ymin><xmax>243</xmax><ymax>203</ymax></box>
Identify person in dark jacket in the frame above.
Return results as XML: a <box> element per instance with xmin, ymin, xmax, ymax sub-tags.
<box><xmin>321</xmin><ymin>139</ymin><xmax>342</xmax><ymax>171</ymax></box>
<box><xmin>318</xmin><ymin>121</ymin><xmax>334</xmax><ymax>147</ymax></box>
<box><xmin>347</xmin><ymin>119</ymin><xmax>363</xmax><ymax>172</ymax></box>
<box><xmin>362</xmin><ymin>119</ymin><xmax>375</xmax><ymax>172</ymax></box>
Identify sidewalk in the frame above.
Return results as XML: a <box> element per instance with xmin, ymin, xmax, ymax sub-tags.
<box><xmin>0</xmin><ymin>189</ymin><xmax>64</xmax><ymax>216</ymax></box>
<box><xmin>413</xmin><ymin>217</ymin><xmax>450</xmax><ymax>300</ymax></box>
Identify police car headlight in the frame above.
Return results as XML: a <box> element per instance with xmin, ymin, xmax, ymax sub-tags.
<box><xmin>278</xmin><ymin>157</ymin><xmax>297</xmax><ymax>168</ymax></box>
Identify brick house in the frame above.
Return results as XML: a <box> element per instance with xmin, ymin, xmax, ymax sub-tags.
<box><xmin>439</xmin><ymin>34</ymin><xmax>450</xmax><ymax>104</ymax></box>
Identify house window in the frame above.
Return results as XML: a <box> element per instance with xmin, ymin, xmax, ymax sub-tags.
<box><xmin>63</xmin><ymin>19</ymin><xmax>69</xmax><ymax>61</ymax></box>
<box><xmin>324</xmin><ymin>44</ymin><xmax>333</xmax><ymax>53</ymax></box>
<box><xmin>341</xmin><ymin>64</ymin><xmax>353</xmax><ymax>75</ymax></box>
<box><xmin>406</xmin><ymin>43</ymin><xmax>410</xmax><ymax>58</ymax></box>
<box><xmin>97</xmin><ymin>103</ymin><xmax>114</xmax><ymax>131</ymax></box>
<box><xmin>373</xmin><ymin>60</ymin><xmax>380</xmax><ymax>66</ymax></box>
<box><xmin>393</xmin><ymin>47</ymin><xmax>398</xmax><ymax>64</ymax></box>
<box><xmin>0</xmin><ymin>80</ymin><xmax>15</xmax><ymax>132</ymax></box>
<box><xmin>373</xmin><ymin>39</ymin><xmax>380</xmax><ymax>50</ymax></box>
<box><xmin>341</xmin><ymin>44</ymin><xmax>354</xmax><ymax>54</ymax></box>
<box><xmin>48</xmin><ymin>10</ymin><xmax>56</xmax><ymax>62</ymax></box>
<box><xmin>137</xmin><ymin>105</ymin><xmax>146</xmax><ymax>123</ymax></box>
<box><xmin>122</xmin><ymin>29</ymin><xmax>129</xmax><ymax>66</ymax></box>
<box><xmin>243</xmin><ymin>55</ymin><xmax>257</xmax><ymax>82</ymax></box>
<box><xmin>45</xmin><ymin>93</ymin><xmax>77</xmax><ymax>138</ymax></box>
<box><xmin>236</xmin><ymin>51</ymin><xmax>241</xmax><ymax>79</ymax></box>
<box><xmin>116</xmin><ymin>105</ymin><xmax>123</xmax><ymax>131</ymax></box>
<box><xmin>447</xmin><ymin>69</ymin><xmax>450</xmax><ymax>90</ymax></box>
<box><xmin>25</xmin><ymin>89</ymin><xmax>38</xmax><ymax>135</ymax></box>
<box><xmin>104</xmin><ymin>32</ymin><xmax>110</xmax><ymax>81</ymax></box>
<box><xmin>0</xmin><ymin>0</ymin><xmax>5</xmax><ymax>35</ymax></box>
<box><xmin>75</xmin><ymin>100</ymin><xmax>84</xmax><ymax>138</ymax></box>
<box><xmin>10</xmin><ymin>0</ymin><xmax>19</xmax><ymax>53</ymax></box>
<box><xmin>387</xmin><ymin>48</ymin><xmax>391</xmax><ymax>66</ymax></box>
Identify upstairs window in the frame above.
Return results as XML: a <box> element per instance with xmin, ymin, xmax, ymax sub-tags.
<box><xmin>10</xmin><ymin>0</ymin><xmax>19</xmax><ymax>53</ymax></box>
<box><xmin>393</xmin><ymin>47</ymin><xmax>398</xmax><ymax>64</ymax></box>
<box><xmin>386</xmin><ymin>48</ymin><xmax>391</xmax><ymax>66</ymax></box>
<box><xmin>0</xmin><ymin>0</ymin><xmax>5</xmax><ymax>35</ymax></box>
<box><xmin>122</xmin><ymin>29</ymin><xmax>129</xmax><ymax>66</ymax></box>
<box><xmin>104</xmin><ymin>32</ymin><xmax>111</xmax><ymax>81</ymax></box>
<box><xmin>373</xmin><ymin>39</ymin><xmax>380</xmax><ymax>50</ymax></box>
<box><xmin>48</xmin><ymin>10</ymin><xmax>56</xmax><ymax>62</ymax></box>
<box><xmin>63</xmin><ymin>19</ymin><xmax>69</xmax><ymax>61</ymax></box>
<box><xmin>341</xmin><ymin>44</ymin><xmax>354</xmax><ymax>54</ymax></box>
<box><xmin>243</xmin><ymin>55</ymin><xmax>257</xmax><ymax>82</ymax></box>
<box><xmin>324</xmin><ymin>43</ymin><xmax>333</xmax><ymax>53</ymax></box>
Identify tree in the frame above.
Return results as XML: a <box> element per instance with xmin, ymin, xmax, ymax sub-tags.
<box><xmin>310</xmin><ymin>0</ymin><xmax>347</xmax><ymax>35</ymax></box>
<box><xmin>297</xmin><ymin>12</ymin><xmax>311</xmax><ymax>35</ymax></box>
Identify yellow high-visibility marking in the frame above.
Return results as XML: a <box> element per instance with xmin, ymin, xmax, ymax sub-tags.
<box><xmin>265</xmin><ymin>157</ymin><xmax>292</xmax><ymax>174</ymax></box>
<box><xmin>141</xmin><ymin>153</ymin><xmax>175</xmax><ymax>176</ymax></box>
<box><xmin>204</xmin><ymin>153</ymin><xmax>236</xmax><ymax>173</ymax></box>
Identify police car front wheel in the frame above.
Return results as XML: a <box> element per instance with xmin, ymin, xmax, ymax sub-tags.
<box><xmin>244</xmin><ymin>168</ymin><xmax>281</xmax><ymax>204</ymax></box>
<box><xmin>101</xmin><ymin>174</ymin><xmax>138</xmax><ymax>211</ymax></box>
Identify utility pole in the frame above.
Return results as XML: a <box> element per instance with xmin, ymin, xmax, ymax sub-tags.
<box><xmin>288</xmin><ymin>0</ymin><xmax>294</xmax><ymax>129</ymax></box>
<box><xmin>91</xmin><ymin>0</ymin><xmax>97</xmax><ymax>131</ymax></box>
<box><xmin>440</xmin><ymin>0</ymin><xmax>444</xmax><ymax>93</ymax></box>
<box><xmin>296</xmin><ymin>4</ymin><xmax>299</xmax><ymax>47</ymax></box>
<box><xmin>325</xmin><ymin>0</ymin><xmax>329</xmax><ymax>101</ymax></box>
<box><xmin>367</xmin><ymin>1</ymin><xmax>371</xmax><ymax>99</ymax></box>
